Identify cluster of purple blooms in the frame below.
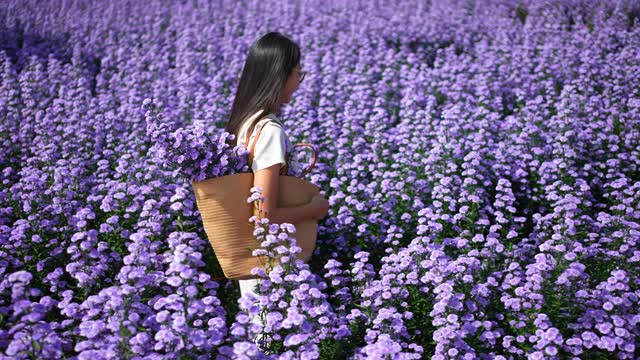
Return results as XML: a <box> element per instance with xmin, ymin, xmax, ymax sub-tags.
<box><xmin>1</xmin><ymin>0</ymin><xmax>640</xmax><ymax>359</ymax></box>
<box><xmin>143</xmin><ymin>98</ymin><xmax>250</xmax><ymax>182</ymax></box>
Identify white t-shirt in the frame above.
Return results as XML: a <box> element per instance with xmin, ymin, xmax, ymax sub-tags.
<box><xmin>237</xmin><ymin>112</ymin><xmax>293</xmax><ymax>173</ymax></box>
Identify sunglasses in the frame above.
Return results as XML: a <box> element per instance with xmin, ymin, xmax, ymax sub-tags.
<box><xmin>295</xmin><ymin>68</ymin><xmax>307</xmax><ymax>83</ymax></box>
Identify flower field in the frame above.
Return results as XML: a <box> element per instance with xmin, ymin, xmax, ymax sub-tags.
<box><xmin>1</xmin><ymin>0</ymin><xmax>640</xmax><ymax>358</ymax></box>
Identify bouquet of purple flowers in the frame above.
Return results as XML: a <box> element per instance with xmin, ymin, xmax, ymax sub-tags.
<box><xmin>142</xmin><ymin>98</ymin><xmax>250</xmax><ymax>182</ymax></box>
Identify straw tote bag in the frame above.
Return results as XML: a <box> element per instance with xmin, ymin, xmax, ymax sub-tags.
<box><xmin>191</xmin><ymin>112</ymin><xmax>319</xmax><ymax>280</ymax></box>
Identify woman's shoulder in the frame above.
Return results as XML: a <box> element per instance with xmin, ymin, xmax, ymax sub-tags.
<box><xmin>262</xmin><ymin>113</ymin><xmax>285</xmax><ymax>129</ymax></box>
<box><xmin>259</xmin><ymin>114</ymin><xmax>291</xmax><ymax>149</ymax></box>
<box><xmin>237</xmin><ymin>112</ymin><xmax>287</xmax><ymax>145</ymax></box>
<box><xmin>259</xmin><ymin>119</ymin><xmax>286</xmax><ymax>141</ymax></box>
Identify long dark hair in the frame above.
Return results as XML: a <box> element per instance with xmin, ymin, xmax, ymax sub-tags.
<box><xmin>226</xmin><ymin>31</ymin><xmax>301</xmax><ymax>146</ymax></box>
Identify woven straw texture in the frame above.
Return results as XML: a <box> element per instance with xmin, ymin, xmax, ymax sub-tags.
<box><xmin>191</xmin><ymin>173</ymin><xmax>319</xmax><ymax>280</ymax></box>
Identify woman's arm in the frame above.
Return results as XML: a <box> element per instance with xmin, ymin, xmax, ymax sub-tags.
<box><xmin>253</xmin><ymin>163</ymin><xmax>317</xmax><ymax>224</ymax></box>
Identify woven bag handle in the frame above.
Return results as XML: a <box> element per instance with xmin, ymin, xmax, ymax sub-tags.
<box><xmin>287</xmin><ymin>143</ymin><xmax>317</xmax><ymax>177</ymax></box>
<box><xmin>244</xmin><ymin>109</ymin><xmax>267</xmax><ymax>166</ymax></box>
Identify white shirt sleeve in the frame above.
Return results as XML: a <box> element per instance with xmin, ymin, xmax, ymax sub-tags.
<box><xmin>251</xmin><ymin>122</ymin><xmax>287</xmax><ymax>172</ymax></box>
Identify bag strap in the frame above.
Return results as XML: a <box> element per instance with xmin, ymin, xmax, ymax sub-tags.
<box><xmin>244</xmin><ymin>115</ymin><xmax>271</xmax><ymax>167</ymax></box>
<box><xmin>243</xmin><ymin>110</ymin><xmax>264</xmax><ymax>149</ymax></box>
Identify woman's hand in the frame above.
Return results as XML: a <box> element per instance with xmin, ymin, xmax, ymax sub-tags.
<box><xmin>309</xmin><ymin>194</ymin><xmax>329</xmax><ymax>220</ymax></box>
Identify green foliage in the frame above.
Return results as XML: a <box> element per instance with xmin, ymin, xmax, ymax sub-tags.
<box><xmin>405</xmin><ymin>286</ymin><xmax>436</xmax><ymax>355</ymax></box>
<box><xmin>516</xmin><ymin>5</ymin><xmax>529</xmax><ymax>25</ymax></box>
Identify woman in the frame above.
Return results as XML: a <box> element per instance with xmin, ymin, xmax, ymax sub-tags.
<box><xmin>225</xmin><ymin>32</ymin><xmax>330</xmax><ymax>310</ymax></box>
